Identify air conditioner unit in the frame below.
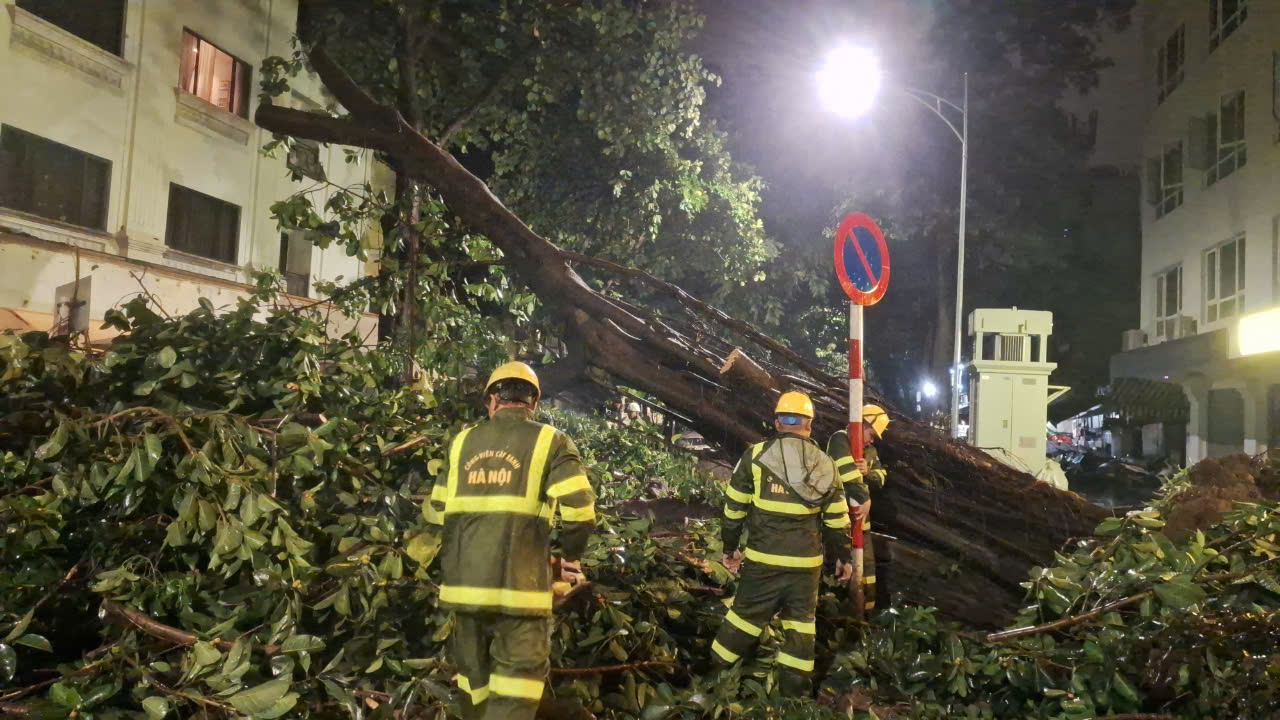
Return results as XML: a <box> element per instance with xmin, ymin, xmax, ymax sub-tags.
<box><xmin>1172</xmin><ymin>315</ymin><xmax>1198</xmax><ymax>339</ymax></box>
<box><xmin>1121</xmin><ymin>329</ymin><xmax>1148</xmax><ymax>351</ymax></box>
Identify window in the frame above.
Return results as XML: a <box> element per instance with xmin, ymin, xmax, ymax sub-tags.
<box><xmin>287</xmin><ymin>141</ymin><xmax>326</xmax><ymax>182</ymax></box>
<box><xmin>1207</xmin><ymin>91</ymin><xmax>1246</xmax><ymax>185</ymax></box>
<box><xmin>1209</xmin><ymin>0</ymin><xmax>1247</xmax><ymax>51</ymax></box>
<box><xmin>1157</xmin><ymin>25</ymin><xmax>1185</xmax><ymax>103</ymax></box>
<box><xmin>165</xmin><ymin>184</ymin><xmax>239</xmax><ymax>264</ymax></box>
<box><xmin>1157</xmin><ymin>142</ymin><xmax>1183</xmax><ymax>218</ymax></box>
<box><xmin>0</xmin><ymin>125</ymin><xmax>110</xmax><ymax>230</ymax></box>
<box><xmin>278</xmin><ymin>232</ymin><xmax>312</xmax><ymax>297</ymax></box>
<box><xmin>1205</xmin><ymin>235</ymin><xmax>1245</xmax><ymax>323</ymax></box>
<box><xmin>1154</xmin><ymin>266</ymin><xmax>1183</xmax><ymax>340</ymax></box>
<box><xmin>178</xmin><ymin>30</ymin><xmax>250</xmax><ymax>118</ymax></box>
<box><xmin>16</xmin><ymin>0</ymin><xmax>126</xmax><ymax>56</ymax></box>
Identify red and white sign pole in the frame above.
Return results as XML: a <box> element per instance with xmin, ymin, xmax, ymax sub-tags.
<box><xmin>833</xmin><ymin>212</ymin><xmax>890</xmax><ymax>621</ymax></box>
<box><xmin>848</xmin><ymin>302</ymin><xmax>866</xmax><ymax>616</ymax></box>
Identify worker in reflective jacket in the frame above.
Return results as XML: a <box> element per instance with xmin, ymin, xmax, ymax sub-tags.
<box><xmin>712</xmin><ymin>391</ymin><xmax>854</xmax><ymax>697</ymax></box>
<box><xmin>424</xmin><ymin>362</ymin><xmax>596</xmax><ymax>720</ymax></box>
<box><xmin>826</xmin><ymin>404</ymin><xmax>891</xmax><ymax>614</ymax></box>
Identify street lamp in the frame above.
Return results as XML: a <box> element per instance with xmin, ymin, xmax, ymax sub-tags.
<box><xmin>816</xmin><ymin>46</ymin><xmax>970</xmax><ymax>439</ymax></box>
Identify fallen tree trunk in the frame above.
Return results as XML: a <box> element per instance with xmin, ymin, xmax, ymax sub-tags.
<box><xmin>255</xmin><ymin>47</ymin><xmax>1107</xmax><ymax>627</ymax></box>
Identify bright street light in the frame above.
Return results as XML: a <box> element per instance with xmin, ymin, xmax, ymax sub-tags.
<box><xmin>921</xmin><ymin>380</ymin><xmax>939</xmax><ymax>399</ymax></box>
<box><xmin>815</xmin><ymin>45</ymin><xmax>882</xmax><ymax>119</ymax></box>
<box><xmin>817</xmin><ymin>46</ymin><xmax>969</xmax><ymax>440</ymax></box>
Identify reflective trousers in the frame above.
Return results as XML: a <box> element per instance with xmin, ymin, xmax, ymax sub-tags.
<box><xmin>710</xmin><ymin>562</ymin><xmax>820</xmax><ymax>697</ymax></box>
<box><xmin>450</xmin><ymin>613</ymin><xmax>550</xmax><ymax>720</ymax></box>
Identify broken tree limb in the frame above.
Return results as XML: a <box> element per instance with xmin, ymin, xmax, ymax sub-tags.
<box><xmin>101</xmin><ymin>601</ymin><xmax>281</xmax><ymax>655</ymax></box>
<box><xmin>719</xmin><ymin>348</ymin><xmax>783</xmax><ymax>393</ymax></box>
<box><xmin>255</xmin><ymin>44</ymin><xmax>1108</xmax><ymax>627</ymax></box>
<box><xmin>550</xmin><ymin>662</ymin><xmax>680</xmax><ymax>677</ymax></box>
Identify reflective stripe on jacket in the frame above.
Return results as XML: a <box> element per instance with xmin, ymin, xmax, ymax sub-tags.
<box><xmin>424</xmin><ymin>407</ymin><xmax>596</xmax><ymax>616</ymax></box>
<box><xmin>721</xmin><ymin>433</ymin><xmax>851</xmax><ymax>569</ymax></box>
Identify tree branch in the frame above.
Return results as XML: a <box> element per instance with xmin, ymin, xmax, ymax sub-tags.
<box><xmin>562</xmin><ymin>250</ymin><xmax>842</xmax><ymax>387</ymax></box>
<box><xmin>549</xmin><ymin>661</ymin><xmax>679</xmax><ymax>678</ymax></box>
<box><xmin>101</xmin><ymin>600</ymin><xmax>280</xmax><ymax>655</ymax></box>
<box><xmin>986</xmin><ymin>591</ymin><xmax>1152</xmax><ymax>643</ymax></box>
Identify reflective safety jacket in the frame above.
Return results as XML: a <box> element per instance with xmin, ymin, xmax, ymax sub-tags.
<box><xmin>424</xmin><ymin>407</ymin><xmax>596</xmax><ymax>616</ymax></box>
<box><xmin>721</xmin><ymin>433</ymin><xmax>852</xmax><ymax>570</ymax></box>
<box><xmin>826</xmin><ymin>430</ymin><xmax>887</xmax><ymax>505</ymax></box>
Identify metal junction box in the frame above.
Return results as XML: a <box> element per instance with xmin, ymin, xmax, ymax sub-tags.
<box><xmin>967</xmin><ymin>308</ymin><xmax>1059</xmax><ymax>474</ymax></box>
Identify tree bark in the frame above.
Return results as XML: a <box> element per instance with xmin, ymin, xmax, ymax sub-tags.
<box><xmin>254</xmin><ymin>46</ymin><xmax>1107</xmax><ymax>627</ymax></box>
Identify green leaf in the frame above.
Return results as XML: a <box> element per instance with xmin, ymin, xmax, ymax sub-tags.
<box><xmin>1112</xmin><ymin>671</ymin><xmax>1140</xmax><ymax>703</ymax></box>
<box><xmin>143</xmin><ymin>696</ymin><xmax>171</xmax><ymax>720</ymax></box>
<box><xmin>35</xmin><ymin>422</ymin><xmax>69</xmax><ymax>460</ymax></box>
<box><xmin>14</xmin><ymin>634</ymin><xmax>52</xmax><ymax>652</ymax></box>
<box><xmin>405</xmin><ymin>532</ymin><xmax>440</xmax><ymax>566</ymax></box>
<box><xmin>1153</xmin><ymin>579</ymin><xmax>1207</xmax><ymax>610</ymax></box>
<box><xmin>49</xmin><ymin>682</ymin><xmax>82</xmax><ymax>708</ymax></box>
<box><xmin>279</xmin><ymin>635</ymin><xmax>325</xmax><ymax>654</ymax></box>
<box><xmin>256</xmin><ymin>692</ymin><xmax>299</xmax><ymax>719</ymax></box>
<box><xmin>192</xmin><ymin>641</ymin><xmax>221</xmax><ymax>668</ymax></box>
<box><xmin>0</xmin><ymin>643</ymin><xmax>15</xmax><ymax>682</ymax></box>
<box><xmin>156</xmin><ymin>346</ymin><xmax>177</xmax><ymax>368</ymax></box>
<box><xmin>228</xmin><ymin>675</ymin><xmax>293</xmax><ymax>716</ymax></box>
<box><xmin>144</xmin><ymin>432</ymin><xmax>164</xmax><ymax>468</ymax></box>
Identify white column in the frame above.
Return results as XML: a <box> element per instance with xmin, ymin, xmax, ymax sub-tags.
<box><xmin>1182</xmin><ymin>376</ymin><xmax>1209</xmax><ymax>465</ymax></box>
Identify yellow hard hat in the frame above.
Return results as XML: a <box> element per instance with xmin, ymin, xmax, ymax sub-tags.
<box><xmin>775</xmin><ymin>391</ymin><xmax>815</xmax><ymax>418</ymax></box>
<box><xmin>862</xmin><ymin>404</ymin><xmax>890</xmax><ymax>438</ymax></box>
<box><xmin>485</xmin><ymin>361</ymin><xmax>540</xmax><ymax>396</ymax></box>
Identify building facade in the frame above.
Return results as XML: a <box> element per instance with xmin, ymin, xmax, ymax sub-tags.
<box><xmin>0</xmin><ymin>0</ymin><xmax>382</xmax><ymax>341</ymax></box>
<box><xmin>1112</xmin><ymin>0</ymin><xmax>1280</xmax><ymax>463</ymax></box>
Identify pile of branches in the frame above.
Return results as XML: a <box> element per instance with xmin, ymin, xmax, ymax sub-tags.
<box><xmin>2</xmin><ymin>303</ymin><xmax>1279</xmax><ymax>719</ymax></box>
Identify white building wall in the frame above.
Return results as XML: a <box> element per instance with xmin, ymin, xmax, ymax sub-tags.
<box><xmin>0</xmin><ymin>0</ymin><xmax>380</xmax><ymax>330</ymax></box>
<box><xmin>1128</xmin><ymin>0</ymin><xmax>1280</xmax><ymax>464</ymax></box>
<box><xmin>1139</xmin><ymin>0</ymin><xmax>1280</xmax><ymax>339</ymax></box>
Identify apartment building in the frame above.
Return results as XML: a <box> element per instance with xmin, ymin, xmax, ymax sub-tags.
<box><xmin>1111</xmin><ymin>0</ymin><xmax>1280</xmax><ymax>462</ymax></box>
<box><xmin>0</xmin><ymin>0</ymin><xmax>382</xmax><ymax>342</ymax></box>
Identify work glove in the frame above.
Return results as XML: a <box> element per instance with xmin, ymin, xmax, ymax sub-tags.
<box><xmin>834</xmin><ymin>560</ymin><xmax>855</xmax><ymax>583</ymax></box>
<box><xmin>721</xmin><ymin>550</ymin><xmax>744</xmax><ymax>575</ymax></box>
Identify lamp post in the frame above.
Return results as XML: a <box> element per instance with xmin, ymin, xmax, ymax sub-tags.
<box><xmin>817</xmin><ymin>47</ymin><xmax>969</xmax><ymax>438</ymax></box>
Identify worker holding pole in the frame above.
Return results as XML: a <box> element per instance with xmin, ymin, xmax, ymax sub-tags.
<box><xmin>827</xmin><ymin>405</ymin><xmax>890</xmax><ymax>615</ymax></box>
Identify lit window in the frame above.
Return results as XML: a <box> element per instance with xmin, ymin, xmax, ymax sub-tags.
<box><xmin>1209</xmin><ymin>0</ymin><xmax>1247</xmax><ymax>52</ymax></box>
<box><xmin>1156</xmin><ymin>25</ymin><xmax>1184</xmax><ymax>103</ymax></box>
<box><xmin>1207</xmin><ymin>91</ymin><xmax>1246</xmax><ymax>185</ymax></box>
<box><xmin>1205</xmin><ymin>235</ymin><xmax>1245</xmax><ymax>323</ymax></box>
<box><xmin>0</xmin><ymin>125</ymin><xmax>110</xmax><ymax>230</ymax></box>
<box><xmin>178</xmin><ymin>30</ymin><xmax>250</xmax><ymax>118</ymax></box>
<box><xmin>1154</xmin><ymin>266</ymin><xmax>1182</xmax><ymax>340</ymax></box>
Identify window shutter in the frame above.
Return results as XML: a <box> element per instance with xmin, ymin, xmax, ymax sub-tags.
<box><xmin>1145</xmin><ymin>157</ymin><xmax>1161</xmax><ymax>205</ymax></box>
<box><xmin>1187</xmin><ymin>115</ymin><xmax>1213</xmax><ymax>170</ymax></box>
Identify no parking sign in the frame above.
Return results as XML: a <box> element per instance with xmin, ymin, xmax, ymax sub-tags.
<box><xmin>833</xmin><ymin>212</ymin><xmax>891</xmax><ymax>306</ymax></box>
